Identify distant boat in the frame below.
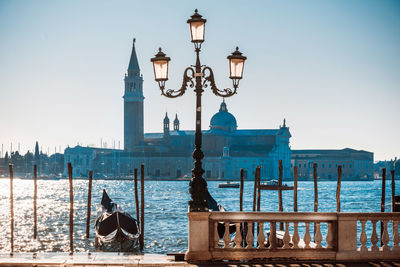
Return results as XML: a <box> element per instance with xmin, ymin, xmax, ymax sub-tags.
<box><xmin>260</xmin><ymin>179</ymin><xmax>293</xmax><ymax>190</ymax></box>
<box><xmin>95</xmin><ymin>190</ymin><xmax>140</xmax><ymax>251</ymax></box>
<box><xmin>218</xmin><ymin>181</ymin><xmax>240</xmax><ymax>188</ymax></box>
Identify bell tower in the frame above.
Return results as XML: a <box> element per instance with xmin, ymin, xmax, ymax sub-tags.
<box><xmin>124</xmin><ymin>38</ymin><xmax>144</xmax><ymax>152</ymax></box>
<box><xmin>173</xmin><ymin>114</ymin><xmax>180</xmax><ymax>131</ymax></box>
<box><xmin>163</xmin><ymin>112</ymin><xmax>170</xmax><ymax>138</ymax></box>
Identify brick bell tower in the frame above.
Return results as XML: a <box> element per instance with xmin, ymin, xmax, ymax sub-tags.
<box><xmin>123</xmin><ymin>38</ymin><xmax>144</xmax><ymax>152</ymax></box>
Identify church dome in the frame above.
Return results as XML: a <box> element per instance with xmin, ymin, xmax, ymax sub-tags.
<box><xmin>210</xmin><ymin>101</ymin><xmax>237</xmax><ymax>132</ymax></box>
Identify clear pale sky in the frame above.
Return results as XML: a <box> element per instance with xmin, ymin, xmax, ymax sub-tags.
<box><xmin>0</xmin><ymin>0</ymin><xmax>399</xmax><ymax>161</ymax></box>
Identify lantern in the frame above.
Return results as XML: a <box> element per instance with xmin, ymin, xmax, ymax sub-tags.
<box><xmin>151</xmin><ymin>48</ymin><xmax>170</xmax><ymax>81</ymax></box>
<box><xmin>187</xmin><ymin>9</ymin><xmax>206</xmax><ymax>44</ymax></box>
<box><xmin>227</xmin><ymin>47</ymin><xmax>247</xmax><ymax>86</ymax></box>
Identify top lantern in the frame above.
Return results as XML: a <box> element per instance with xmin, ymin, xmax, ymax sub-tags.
<box><xmin>187</xmin><ymin>9</ymin><xmax>206</xmax><ymax>46</ymax></box>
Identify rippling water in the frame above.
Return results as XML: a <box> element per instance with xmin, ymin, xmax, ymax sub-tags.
<box><xmin>0</xmin><ymin>179</ymin><xmax>398</xmax><ymax>253</ymax></box>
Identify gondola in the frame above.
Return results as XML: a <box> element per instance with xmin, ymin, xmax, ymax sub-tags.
<box><xmin>94</xmin><ymin>189</ymin><xmax>140</xmax><ymax>251</ymax></box>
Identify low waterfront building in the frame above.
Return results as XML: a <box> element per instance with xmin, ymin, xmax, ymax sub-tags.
<box><xmin>395</xmin><ymin>158</ymin><xmax>400</xmax><ymax>178</ymax></box>
<box><xmin>291</xmin><ymin>148</ymin><xmax>374</xmax><ymax>180</ymax></box>
<box><xmin>62</xmin><ymin>146</ymin><xmax>119</xmax><ymax>177</ymax></box>
<box><xmin>374</xmin><ymin>157</ymin><xmax>399</xmax><ymax>179</ymax></box>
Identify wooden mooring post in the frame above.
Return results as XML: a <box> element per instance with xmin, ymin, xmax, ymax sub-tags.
<box><xmin>336</xmin><ymin>165</ymin><xmax>342</xmax><ymax>212</ymax></box>
<box><xmin>256</xmin><ymin>166</ymin><xmax>261</xmax><ymax>244</ymax></box>
<box><xmin>293</xmin><ymin>166</ymin><xmax>298</xmax><ymax>212</ymax></box>
<box><xmin>140</xmin><ymin>164</ymin><xmax>145</xmax><ymax>250</ymax></box>
<box><xmin>239</xmin><ymin>168</ymin><xmax>246</xmax><ymax>248</ymax></box>
<box><xmin>256</xmin><ymin>166</ymin><xmax>261</xmax><ymax>212</ymax></box>
<box><xmin>9</xmin><ymin>164</ymin><xmax>14</xmax><ymax>256</ymax></box>
<box><xmin>85</xmin><ymin>170</ymin><xmax>93</xmax><ymax>239</ymax></box>
<box><xmin>33</xmin><ymin>164</ymin><xmax>38</xmax><ymax>239</ymax></box>
<box><xmin>381</xmin><ymin>168</ymin><xmax>386</xmax><ymax>247</ymax></box>
<box><xmin>313</xmin><ymin>163</ymin><xmax>318</xmax><ymax>213</ymax></box>
<box><xmin>278</xmin><ymin>160</ymin><xmax>283</xmax><ymax>230</ymax></box>
<box><xmin>68</xmin><ymin>162</ymin><xmax>74</xmax><ymax>255</ymax></box>
<box><xmin>313</xmin><ymin>163</ymin><xmax>318</xmax><ymax>237</ymax></box>
<box><xmin>239</xmin><ymin>169</ymin><xmax>244</xmax><ymax>211</ymax></box>
<box><xmin>252</xmin><ymin>168</ymin><xmax>257</xmax><ymax>212</ymax></box>
<box><xmin>391</xmin><ymin>170</ymin><xmax>395</xmax><ymax>212</ymax></box>
<box><xmin>134</xmin><ymin>168</ymin><xmax>140</xmax><ymax>232</ymax></box>
<box><xmin>381</xmin><ymin>168</ymin><xmax>386</xmax><ymax>213</ymax></box>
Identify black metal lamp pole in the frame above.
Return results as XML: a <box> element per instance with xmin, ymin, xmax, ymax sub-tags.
<box><xmin>151</xmin><ymin>9</ymin><xmax>247</xmax><ymax>212</ymax></box>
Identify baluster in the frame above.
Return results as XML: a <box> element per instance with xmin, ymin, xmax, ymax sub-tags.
<box><xmin>304</xmin><ymin>222</ymin><xmax>311</xmax><ymax>249</ymax></box>
<box><xmin>315</xmin><ymin>222</ymin><xmax>322</xmax><ymax>248</ymax></box>
<box><xmin>264</xmin><ymin>223</ymin><xmax>270</xmax><ymax>249</ymax></box>
<box><xmin>359</xmin><ymin>220</ymin><xmax>368</xmax><ymax>252</ymax></box>
<box><xmin>269</xmin><ymin>222</ymin><xmax>276</xmax><ymax>249</ymax></box>
<box><xmin>370</xmin><ymin>220</ymin><xmax>379</xmax><ymax>252</ymax></box>
<box><xmin>246</xmin><ymin>222</ymin><xmax>254</xmax><ymax>248</ymax></box>
<box><xmin>223</xmin><ymin>222</ymin><xmax>231</xmax><ymax>248</ymax></box>
<box><xmin>282</xmin><ymin>221</ymin><xmax>291</xmax><ymax>249</ymax></box>
<box><xmin>326</xmin><ymin>221</ymin><xmax>333</xmax><ymax>249</ymax></box>
<box><xmin>234</xmin><ymin>222</ymin><xmax>242</xmax><ymax>248</ymax></box>
<box><xmin>393</xmin><ymin>220</ymin><xmax>400</xmax><ymax>251</ymax></box>
<box><xmin>292</xmin><ymin>222</ymin><xmax>300</xmax><ymax>249</ymax></box>
<box><xmin>381</xmin><ymin>220</ymin><xmax>390</xmax><ymax>251</ymax></box>
<box><xmin>257</xmin><ymin>222</ymin><xmax>265</xmax><ymax>249</ymax></box>
<box><xmin>214</xmin><ymin>221</ymin><xmax>220</xmax><ymax>249</ymax></box>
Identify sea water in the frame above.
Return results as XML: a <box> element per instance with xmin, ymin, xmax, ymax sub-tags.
<box><xmin>0</xmin><ymin>179</ymin><xmax>398</xmax><ymax>253</ymax></box>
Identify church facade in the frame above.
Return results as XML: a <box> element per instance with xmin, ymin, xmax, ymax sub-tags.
<box><xmin>63</xmin><ymin>39</ymin><xmax>293</xmax><ymax>180</ymax></box>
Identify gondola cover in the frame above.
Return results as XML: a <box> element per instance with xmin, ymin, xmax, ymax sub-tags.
<box><xmin>95</xmin><ymin>189</ymin><xmax>140</xmax><ymax>244</ymax></box>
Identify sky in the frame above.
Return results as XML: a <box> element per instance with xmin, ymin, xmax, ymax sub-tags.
<box><xmin>0</xmin><ymin>0</ymin><xmax>399</xmax><ymax>161</ymax></box>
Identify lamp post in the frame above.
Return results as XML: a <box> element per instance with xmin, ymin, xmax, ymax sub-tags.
<box><xmin>151</xmin><ymin>9</ymin><xmax>247</xmax><ymax>212</ymax></box>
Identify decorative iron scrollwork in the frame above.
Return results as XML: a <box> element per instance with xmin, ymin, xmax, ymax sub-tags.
<box><xmin>202</xmin><ymin>67</ymin><xmax>237</xmax><ymax>97</ymax></box>
<box><xmin>160</xmin><ymin>67</ymin><xmax>194</xmax><ymax>98</ymax></box>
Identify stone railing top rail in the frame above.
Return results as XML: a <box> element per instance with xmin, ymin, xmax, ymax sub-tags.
<box><xmin>202</xmin><ymin>211</ymin><xmax>400</xmax><ymax>221</ymax></box>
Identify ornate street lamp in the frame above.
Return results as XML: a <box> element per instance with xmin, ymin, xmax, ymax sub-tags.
<box><xmin>151</xmin><ymin>9</ymin><xmax>247</xmax><ymax>212</ymax></box>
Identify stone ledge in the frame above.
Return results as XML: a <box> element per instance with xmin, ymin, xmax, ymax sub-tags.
<box><xmin>0</xmin><ymin>253</ymin><xmax>399</xmax><ymax>267</ymax></box>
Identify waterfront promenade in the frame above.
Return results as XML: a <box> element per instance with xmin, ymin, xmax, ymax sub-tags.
<box><xmin>0</xmin><ymin>252</ymin><xmax>399</xmax><ymax>266</ymax></box>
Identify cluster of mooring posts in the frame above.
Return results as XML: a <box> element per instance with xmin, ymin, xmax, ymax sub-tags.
<box><xmin>237</xmin><ymin>160</ymin><xmax>343</xmax><ymax>241</ymax></box>
<box><xmin>7</xmin><ymin>163</ymin><xmax>146</xmax><ymax>256</ymax></box>
<box><xmin>240</xmin><ymin>160</ymin><xmax>399</xmax><ymax>234</ymax></box>
<box><xmin>238</xmin><ymin>160</ymin><xmax>399</xmax><ymax>216</ymax></box>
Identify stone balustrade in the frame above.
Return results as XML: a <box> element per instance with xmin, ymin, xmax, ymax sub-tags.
<box><xmin>185</xmin><ymin>212</ymin><xmax>400</xmax><ymax>261</ymax></box>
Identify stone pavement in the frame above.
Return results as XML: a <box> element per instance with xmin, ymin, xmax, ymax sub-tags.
<box><xmin>0</xmin><ymin>253</ymin><xmax>399</xmax><ymax>267</ymax></box>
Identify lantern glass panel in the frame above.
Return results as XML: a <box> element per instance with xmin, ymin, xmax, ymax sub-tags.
<box><xmin>230</xmin><ymin>58</ymin><xmax>244</xmax><ymax>79</ymax></box>
<box><xmin>153</xmin><ymin>60</ymin><xmax>169</xmax><ymax>81</ymax></box>
<box><xmin>190</xmin><ymin>21</ymin><xmax>205</xmax><ymax>42</ymax></box>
